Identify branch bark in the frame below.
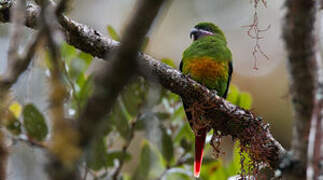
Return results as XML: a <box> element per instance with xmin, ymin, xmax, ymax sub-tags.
<box><xmin>77</xmin><ymin>0</ymin><xmax>165</xmax><ymax>147</ymax></box>
<box><xmin>0</xmin><ymin>1</ymin><xmax>40</xmax><ymax>179</ymax></box>
<box><xmin>282</xmin><ymin>0</ymin><xmax>322</xmax><ymax>179</ymax></box>
<box><xmin>0</xmin><ymin>0</ymin><xmax>287</xmax><ymax>172</ymax></box>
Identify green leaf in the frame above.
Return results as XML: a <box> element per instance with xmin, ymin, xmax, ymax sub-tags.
<box><xmin>110</xmin><ymin>99</ymin><xmax>130</xmax><ymax>139</ymax></box>
<box><xmin>107</xmin><ymin>25</ymin><xmax>120</xmax><ymax>41</ymax></box>
<box><xmin>86</xmin><ymin>137</ymin><xmax>108</xmax><ymax>171</ymax></box>
<box><xmin>23</xmin><ymin>104</ymin><xmax>48</xmax><ymax>141</ymax></box>
<box><xmin>227</xmin><ymin>85</ymin><xmax>253</xmax><ymax>110</ymax></box>
<box><xmin>174</xmin><ymin>123</ymin><xmax>194</xmax><ymax>143</ymax></box>
<box><xmin>61</xmin><ymin>42</ymin><xmax>77</xmax><ymax>63</ymax></box>
<box><xmin>227</xmin><ymin>85</ymin><xmax>239</xmax><ymax>105</ymax></box>
<box><xmin>170</xmin><ymin>105</ymin><xmax>185</xmax><ymax>122</ymax></box>
<box><xmin>100</xmin><ymin>115</ymin><xmax>114</xmax><ymax>136</ymax></box>
<box><xmin>161</xmin><ymin>58</ymin><xmax>176</xmax><ymax>68</ymax></box>
<box><xmin>237</xmin><ymin>92</ymin><xmax>252</xmax><ymax>110</ymax></box>
<box><xmin>132</xmin><ymin>141</ymin><xmax>153</xmax><ymax>180</ymax></box>
<box><xmin>76</xmin><ymin>75</ymin><xmax>93</xmax><ymax>108</ymax></box>
<box><xmin>78</xmin><ymin>51</ymin><xmax>93</xmax><ymax>67</ymax></box>
<box><xmin>118</xmin><ymin>98</ymin><xmax>132</xmax><ymax>122</ymax></box>
<box><xmin>160</xmin><ymin>125</ymin><xmax>174</xmax><ymax>164</ymax></box>
<box><xmin>167</xmin><ymin>92</ymin><xmax>180</xmax><ymax>103</ymax></box>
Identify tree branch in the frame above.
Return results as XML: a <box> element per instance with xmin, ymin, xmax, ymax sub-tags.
<box><xmin>0</xmin><ymin>1</ymin><xmax>44</xmax><ymax>180</ymax></box>
<box><xmin>35</xmin><ymin>0</ymin><xmax>82</xmax><ymax>179</ymax></box>
<box><xmin>0</xmin><ymin>0</ymin><xmax>287</xmax><ymax>171</ymax></box>
<box><xmin>282</xmin><ymin>0</ymin><xmax>322</xmax><ymax>179</ymax></box>
<box><xmin>77</xmin><ymin>0</ymin><xmax>165</xmax><ymax>147</ymax></box>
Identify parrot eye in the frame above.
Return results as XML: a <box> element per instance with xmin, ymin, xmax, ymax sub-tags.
<box><xmin>190</xmin><ymin>28</ymin><xmax>214</xmax><ymax>41</ymax></box>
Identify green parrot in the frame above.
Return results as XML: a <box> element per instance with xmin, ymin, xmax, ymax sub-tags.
<box><xmin>179</xmin><ymin>22</ymin><xmax>233</xmax><ymax>177</ymax></box>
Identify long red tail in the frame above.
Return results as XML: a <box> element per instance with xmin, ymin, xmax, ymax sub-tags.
<box><xmin>194</xmin><ymin>129</ymin><xmax>207</xmax><ymax>177</ymax></box>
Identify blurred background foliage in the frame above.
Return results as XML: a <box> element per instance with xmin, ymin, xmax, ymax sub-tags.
<box><xmin>4</xmin><ymin>25</ymin><xmax>254</xmax><ymax>180</ymax></box>
<box><xmin>0</xmin><ymin>0</ymin><xmax>295</xmax><ymax>179</ymax></box>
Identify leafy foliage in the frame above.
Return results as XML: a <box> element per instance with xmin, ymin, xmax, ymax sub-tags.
<box><xmin>227</xmin><ymin>85</ymin><xmax>252</xmax><ymax>109</ymax></box>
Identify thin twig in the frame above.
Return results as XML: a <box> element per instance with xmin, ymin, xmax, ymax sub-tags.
<box><xmin>11</xmin><ymin>136</ymin><xmax>47</xmax><ymax>149</ymax></box>
<box><xmin>112</xmin><ymin>119</ymin><xmax>137</xmax><ymax>180</ymax></box>
<box><xmin>156</xmin><ymin>152</ymin><xmax>187</xmax><ymax>180</ymax></box>
<box><xmin>82</xmin><ymin>166</ymin><xmax>89</xmax><ymax>180</ymax></box>
<box><xmin>242</xmin><ymin>1</ymin><xmax>270</xmax><ymax>70</ymax></box>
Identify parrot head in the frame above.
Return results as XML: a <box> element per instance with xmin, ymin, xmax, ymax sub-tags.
<box><xmin>190</xmin><ymin>22</ymin><xmax>225</xmax><ymax>41</ymax></box>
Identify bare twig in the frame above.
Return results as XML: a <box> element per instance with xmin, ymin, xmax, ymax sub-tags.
<box><xmin>112</xmin><ymin>119</ymin><xmax>137</xmax><ymax>180</ymax></box>
<box><xmin>12</xmin><ymin>136</ymin><xmax>47</xmax><ymax>149</ymax></box>
<box><xmin>82</xmin><ymin>166</ymin><xmax>89</xmax><ymax>180</ymax></box>
<box><xmin>242</xmin><ymin>1</ymin><xmax>270</xmax><ymax>70</ymax></box>
<box><xmin>156</xmin><ymin>152</ymin><xmax>188</xmax><ymax>180</ymax></box>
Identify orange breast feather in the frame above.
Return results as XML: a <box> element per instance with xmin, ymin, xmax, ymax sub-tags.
<box><xmin>185</xmin><ymin>57</ymin><xmax>227</xmax><ymax>80</ymax></box>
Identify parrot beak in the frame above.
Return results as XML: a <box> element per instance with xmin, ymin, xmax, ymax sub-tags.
<box><xmin>190</xmin><ymin>28</ymin><xmax>199</xmax><ymax>40</ymax></box>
